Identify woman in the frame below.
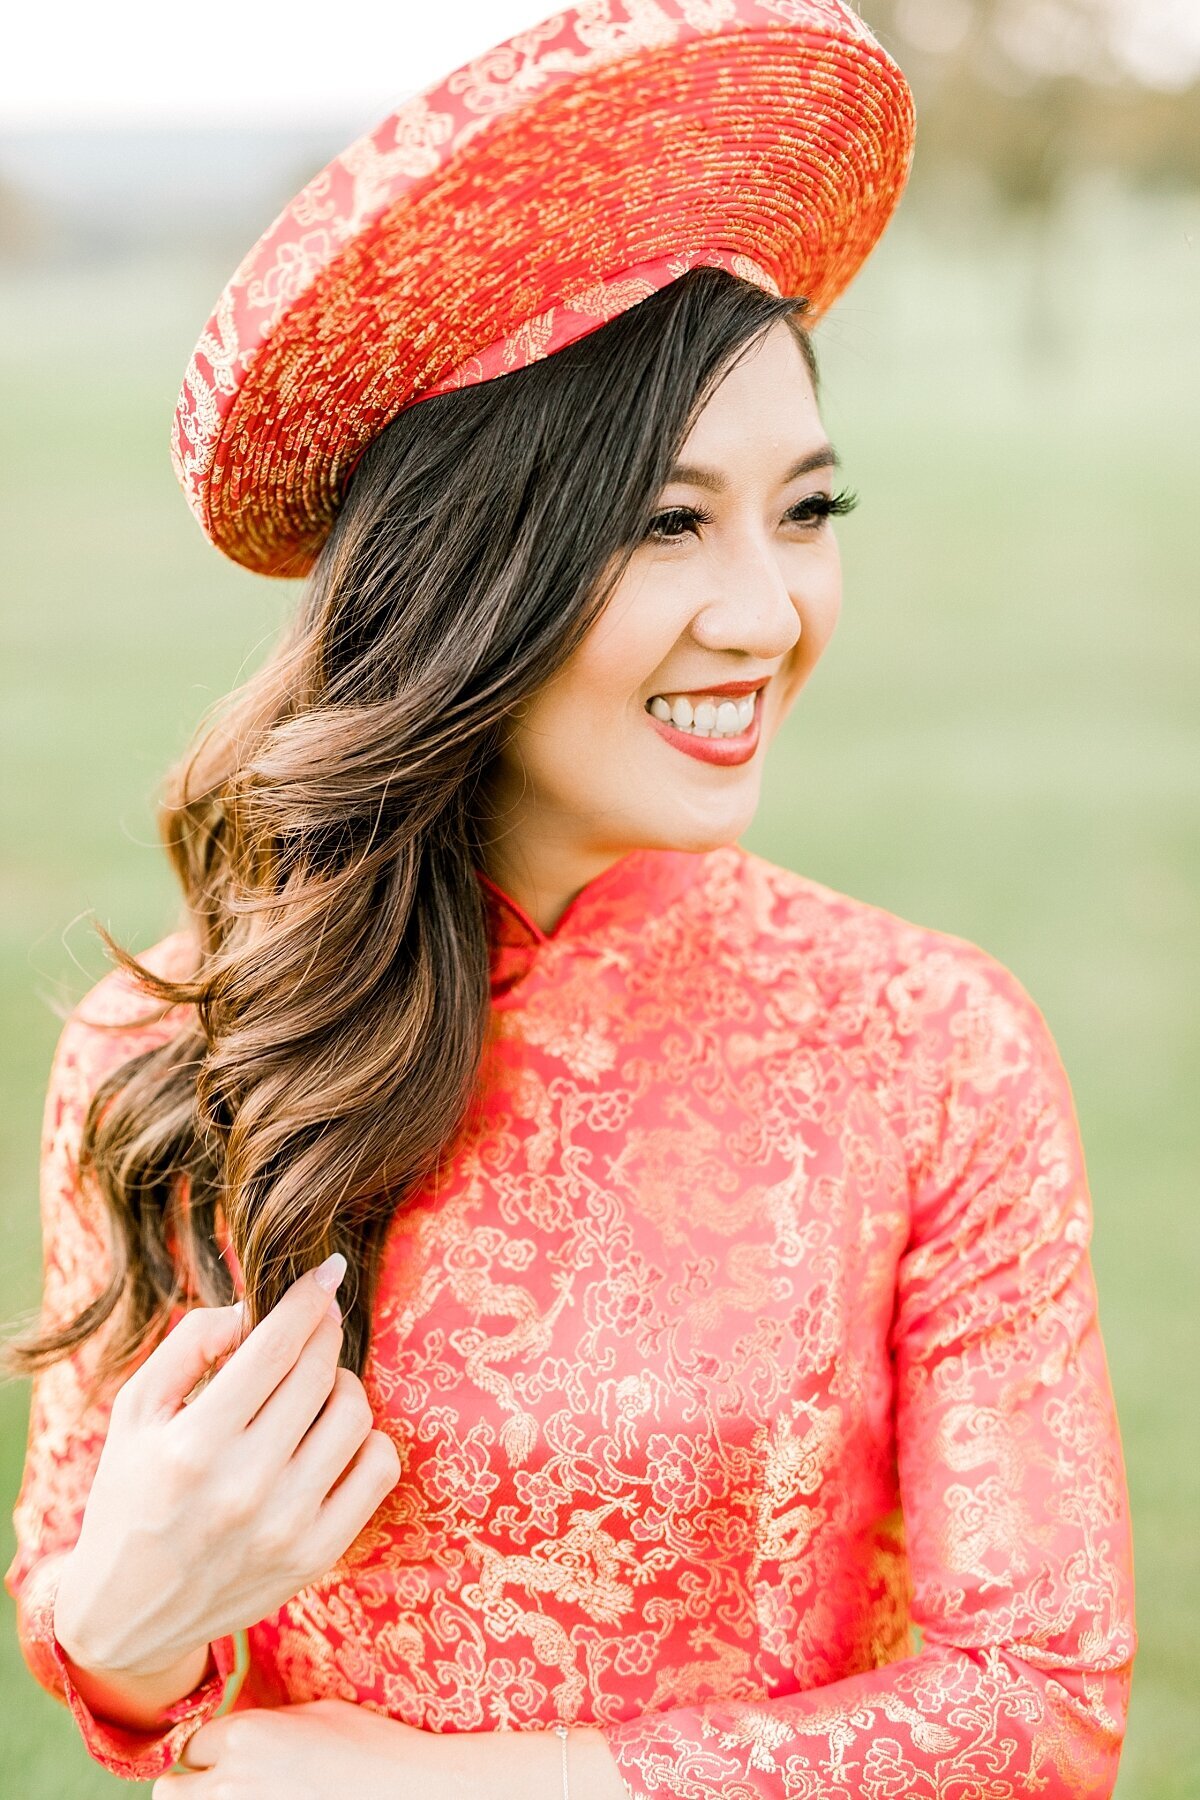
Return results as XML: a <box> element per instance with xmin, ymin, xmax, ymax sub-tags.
<box><xmin>5</xmin><ymin>3</ymin><xmax>1135</xmax><ymax>1797</ymax></box>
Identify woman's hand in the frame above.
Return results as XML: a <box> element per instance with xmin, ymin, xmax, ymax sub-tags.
<box><xmin>153</xmin><ymin>1701</ymin><xmax>419</xmax><ymax>1799</ymax></box>
<box><xmin>152</xmin><ymin>1700</ymin><xmax>630</xmax><ymax>1799</ymax></box>
<box><xmin>54</xmin><ymin>1255</ymin><xmax>401</xmax><ymax>1686</ymax></box>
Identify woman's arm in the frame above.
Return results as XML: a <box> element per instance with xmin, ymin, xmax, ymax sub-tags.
<box><xmin>53</xmin><ymin>1628</ymin><xmax>216</xmax><ymax>1731</ymax></box>
<box><xmin>595</xmin><ymin>953</ymin><xmax>1136</xmax><ymax>1799</ymax></box>
<box><xmin>4</xmin><ymin>981</ymin><xmax>244</xmax><ymax>1780</ymax></box>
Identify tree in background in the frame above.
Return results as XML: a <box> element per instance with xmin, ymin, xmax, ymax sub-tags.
<box><xmin>859</xmin><ymin>0</ymin><xmax>1200</xmax><ymax>356</ymax></box>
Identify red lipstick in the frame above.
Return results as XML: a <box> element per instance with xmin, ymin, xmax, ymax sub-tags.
<box><xmin>645</xmin><ymin>685</ymin><xmax>764</xmax><ymax>767</ymax></box>
<box><xmin>659</xmin><ymin>679</ymin><xmax>765</xmax><ymax>698</ymax></box>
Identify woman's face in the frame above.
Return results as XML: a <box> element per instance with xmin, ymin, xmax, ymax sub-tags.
<box><xmin>490</xmin><ymin>318</ymin><xmax>845</xmax><ymax>894</ymax></box>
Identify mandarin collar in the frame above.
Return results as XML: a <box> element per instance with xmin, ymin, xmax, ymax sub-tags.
<box><xmin>475</xmin><ymin>848</ymin><xmax>702</xmax><ymax>999</ymax></box>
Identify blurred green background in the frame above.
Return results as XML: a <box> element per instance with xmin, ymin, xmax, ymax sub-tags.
<box><xmin>2</xmin><ymin>1</ymin><xmax>1198</xmax><ymax>1793</ymax></box>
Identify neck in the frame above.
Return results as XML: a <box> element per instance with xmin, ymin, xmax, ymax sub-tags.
<box><xmin>480</xmin><ymin>831</ymin><xmax>635</xmax><ymax>936</ymax></box>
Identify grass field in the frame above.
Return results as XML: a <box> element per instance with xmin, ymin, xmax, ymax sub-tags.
<box><xmin>1</xmin><ymin>190</ymin><xmax>1197</xmax><ymax>1795</ymax></box>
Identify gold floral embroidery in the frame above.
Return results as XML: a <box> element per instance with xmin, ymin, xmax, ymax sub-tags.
<box><xmin>7</xmin><ymin>847</ymin><xmax>1134</xmax><ymax>1793</ymax></box>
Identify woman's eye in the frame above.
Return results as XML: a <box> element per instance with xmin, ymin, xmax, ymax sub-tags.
<box><xmin>643</xmin><ymin>505</ymin><xmax>713</xmax><ymax>543</ymax></box>
<box><xmin>787</xmin><ymin>489</ymin><xmax>859</xmax><ymax>526</ymax></box>
<box><xmin>642</xmin><ymin>489</ymin><xmax>858</xmax><ymax>545</ymax></box>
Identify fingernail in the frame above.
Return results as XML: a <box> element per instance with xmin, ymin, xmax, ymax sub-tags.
<box><xmin>314</xmin><ymin>1252</ymin><xmax>346</xmax><ymax>1294</ymax></box>
<box><xmin>325</xmin><ymin>1298</ymin><xmax>342</xmax><ymax>1323</ymax></box>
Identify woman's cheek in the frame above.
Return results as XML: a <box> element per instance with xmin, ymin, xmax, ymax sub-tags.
<box><xmin>771</xmin><ymin>576</ymin><xmax>841</xmax><ymax>726</ymax></box>
<box><xmin>819</xmin><ymin>536</ymin><xmax>845</xmax><ymax>632</ymax></box>
<box><xmin>799</xmin><ymin>544</ymin><xmax>844</xmax><ymax>658</ymax></box>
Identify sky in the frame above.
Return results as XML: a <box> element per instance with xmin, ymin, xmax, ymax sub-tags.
<box><xmin>4</xmin><ymin>1</ymin><xmax>561</xmax><ymax>129</ymax></box>
<box><xmin>6</xmin><ymin>0</ymin><xmax>1200</xmax><ymax>130</ymax></box>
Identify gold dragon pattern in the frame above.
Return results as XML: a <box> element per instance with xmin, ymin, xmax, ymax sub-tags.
<box><xmin>7</xmin><ymin>845</ymin><xmax>1134</xmax><ymax>1792</ymax></box>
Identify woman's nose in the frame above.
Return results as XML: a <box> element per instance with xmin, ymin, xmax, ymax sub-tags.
<box><xmin>689</xmin><ymin>554</ymin><xmax>802</xmax><ymax>661</ymax></box>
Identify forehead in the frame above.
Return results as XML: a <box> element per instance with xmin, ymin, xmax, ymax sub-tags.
<box><xmin>679</xmin><ymin>320</ymin><xmax>821</xmax><ymax>462</ymax></box>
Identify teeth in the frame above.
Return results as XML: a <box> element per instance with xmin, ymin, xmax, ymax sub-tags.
<box><xmin>647</xmin><ymin>690</ymin><xmax>760</xmax><ymax>738</ymax></box>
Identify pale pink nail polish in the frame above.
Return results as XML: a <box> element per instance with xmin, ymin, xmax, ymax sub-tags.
<box><xmin>314</xmin><ymin>1252</ymin><xmax>346</xmax><ymax>1293</ymax></box>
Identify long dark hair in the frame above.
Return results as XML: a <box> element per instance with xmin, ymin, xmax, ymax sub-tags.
<box><xmin>4</xmin><ymin>268</ymin><xmax>817</xmax><ymax>1395</ymax></box>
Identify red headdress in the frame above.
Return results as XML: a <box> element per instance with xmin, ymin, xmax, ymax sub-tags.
<box><xmin>172</xmin><ymin>0</ymin><xmax>914</xmax><ymax>578</ymax></box>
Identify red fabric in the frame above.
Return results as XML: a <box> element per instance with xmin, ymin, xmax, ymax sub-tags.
<box><xmin>15</xmin><ymin>1556</ymin><xmax>238</xmax><ymax>1783</ymax></box>
<box><xmin>3</xmin><ymin>964</ymin><xmax>269</xmax><ymax>1781</ymax></box>
<box><xmin>7</xmin><ymin>847</ymin><xmax>1135</xmax><ymax>1791</ymax></box>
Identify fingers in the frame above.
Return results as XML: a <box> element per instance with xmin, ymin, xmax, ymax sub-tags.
<box><xmin>283</xmin><ymin>1365</ymin><xmax>376</xmax><ymax>1499</ymax></box>
<box><xmin>152</xmin><ymin>1747</ymin><xmax>214</xmax><ymax>1793</ymax></box>
<box><xmin>308</xmin><ymin>1429</ymin><xmax>401</xmax><ymax>1572</ymax></box>
<box><xmin>173</xmin><ymin>1715</ymin><xmax>222</xmax><ymax>1770</ymax></box>
<box><xmin>186</xmin><ymin>1255</ymin><xmax>347</xmax><ymax>1436</ymax></box>
<box><xmin>240</xmin><ymin>1310</ymin><xmax>348</xmax><ymax>1471</ymax></box>
<box><xmin>120</xmin><ymin>1301</ymin><xmax>248</xmax><ymax>1421</ymax></box>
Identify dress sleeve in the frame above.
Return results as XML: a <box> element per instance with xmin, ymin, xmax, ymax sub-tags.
<box><xmin>599</xmin><ymin>951</ymin><xmax>1136</xmax><ymax>1800</ymax></box>
<box><xmin>4</xmin><ymin>978</ymin><xmax>247</xmax><ymax>1782</ymax></box>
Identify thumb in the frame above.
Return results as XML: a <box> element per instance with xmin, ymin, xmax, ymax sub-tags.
<box><xmin>123</xmin><ymin>1300</ymin><xmax>248</xmax><ymax>1418</ymax></box>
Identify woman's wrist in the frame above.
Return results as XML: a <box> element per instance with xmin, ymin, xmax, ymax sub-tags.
<box><xmin>53</xmin><ymin>1558</ymin><xmax>218</xmax><ymax>1733</ymax></box>
<box><xmin>478</xmin><ymin>1720</ymin><xmax>627</xmax><ymax>1800</ymax></box>
<box><xmin>55</xmin><ymin>1633</ymin><xmax>217</xmax><ymax>1731</ymax></box>
<box><xmin>555</xmin><ymin>1725</ymin><xmax>629</xmax><ymax>1800</ymax></box>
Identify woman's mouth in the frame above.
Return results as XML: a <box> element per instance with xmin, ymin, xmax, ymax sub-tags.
<box><xmin>643</xmin><ymin>683</ymin><xmax>765</xmax><ymax>767</ymax></box>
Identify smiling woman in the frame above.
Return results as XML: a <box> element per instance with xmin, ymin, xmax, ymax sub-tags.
<box><xmin>485</xmin><ymin>320</ymin><xmax>848</xmax><ymax>904</ymax></box>
<box><xmin>3</xmin><ymin>4</ymin><xmax>1134</xmax><ymax>1800</ymax></box>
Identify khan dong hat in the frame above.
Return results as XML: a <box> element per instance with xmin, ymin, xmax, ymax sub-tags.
<box><xmin>173</xmin><ymin>0</ymin><xmax>914</xmax><ymax>578</ymax></box>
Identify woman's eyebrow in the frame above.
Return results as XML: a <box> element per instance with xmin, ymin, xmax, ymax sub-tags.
<box><xmin>666</xmin><ymin>444</ymin><xmax>841</xmax><ymax>492</ymax></box>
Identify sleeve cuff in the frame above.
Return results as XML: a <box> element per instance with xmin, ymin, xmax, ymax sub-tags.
<box><xmin>17</xmin><ymin>1555</ymin><xmax>249</xmax><ymax>1781</ymax></box>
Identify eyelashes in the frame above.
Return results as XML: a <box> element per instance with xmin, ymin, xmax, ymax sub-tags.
<box><xmin>643</xmin><ymin>488</ymin><xmax>859</xmax><ymax>545</ymax></box>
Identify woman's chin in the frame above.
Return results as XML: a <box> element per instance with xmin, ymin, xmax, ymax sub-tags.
<box><xmin>637</xmin><ymin>793</ymin><xmax>761</xmax><ymax>857</ymax></box>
